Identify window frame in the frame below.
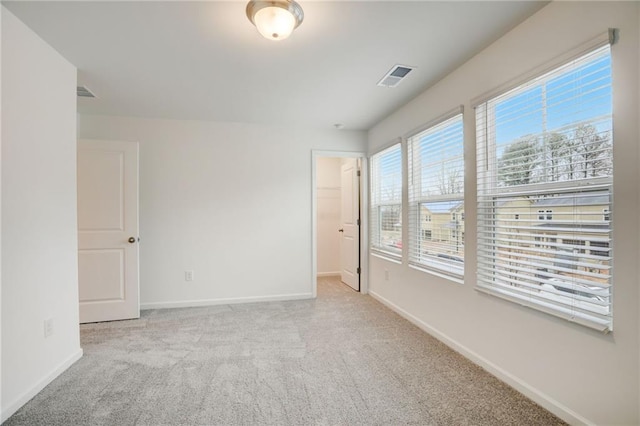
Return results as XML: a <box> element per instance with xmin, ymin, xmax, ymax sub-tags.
<box><xmin>369</xmin><ymin>142</ymin><xmax>403</xmax><ymax>261</ymax></box>
<box><xmin>407</xmin><ymin>110</ymin><xmax>465</xmax><ymax>282</ymax></box>
<box><xmin>475</xmin><ymin>42</ymin><xmax>614</xmax><ymax>332</ymax></box>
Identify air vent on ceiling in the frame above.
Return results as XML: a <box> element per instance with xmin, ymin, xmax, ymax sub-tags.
<box><xmin>377</xmin><ymin>65</ymin><xmax>415</xmax><ymax>88</ymax></box>
<box><xmin>77</xmin><ymin>86</ymin><xmax>96</xmax><ymax>98</ymax></box>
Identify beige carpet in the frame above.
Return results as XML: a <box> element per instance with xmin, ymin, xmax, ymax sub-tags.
<box><xmin>5</xmin><ymin>277</ymin><xmax>565</xmax><ymax>425</ymax></box>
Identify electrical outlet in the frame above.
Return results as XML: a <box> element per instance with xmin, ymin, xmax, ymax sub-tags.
<box><xmin>44</xmin><ymin>318</ymin><xmax>54</xmax><ymax>338</ymax></box>
<box><xmin>384</xmin><ymin>269</ymin><xmax>389</xmax><ymax>281</ymax></box>
<box><xmin>185</xmin><ymin>270</ymin><xmax>194</xmax><ymax>282</ymax></box>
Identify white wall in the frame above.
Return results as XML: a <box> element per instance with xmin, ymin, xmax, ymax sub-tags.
<box><xmin>316</xmin><ymin>157</ymin><xmax>341</xmax><ymax>275</ymax></box>
<box><xmin>1</xmin><ymin>7</ymin><xmax>81</xmax><ymax>421</ymax></box>
<box><xmin>78</xmin><ymin>115</ymin><xmax>366</xmax><ymax>308</ymax></box>
<box><xmin>368</xmin><ymin>2</ymin><xmax>639</xmax><ymax>425</ymax></box>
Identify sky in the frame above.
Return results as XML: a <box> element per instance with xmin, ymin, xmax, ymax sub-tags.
<box><xmin>494</xmin><ymin>46</ymin><xmax>612</xmax><ymax>147</ymax></box>
<box><xmin>374</xmin><ymin>46</ymin><xmax>612</xmax><ymax>201</ymax></box>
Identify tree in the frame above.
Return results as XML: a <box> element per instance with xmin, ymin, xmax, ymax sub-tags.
<box><xmin>573</xmin><ymin>124</ymin><xmax>612</xmax><ymax>178</ymax></box>
<box><xmin>437</xmin><ymin>168</ymin><xmax>463</xmax><ymax>195</ymax></box>
<box><xmin>380</xmin><ymin>205</ymin><xmax>401</xmax><ymax>231</ymax></box>
<box><xmin>498</xmin><ymin>136</ymin><xmax>540</xmax><ymax>186</ymax></box>
<box><xmin>563</xmin><ymin>132</ymin><xmax>581</xmax><ymax>180</ymax></box>
<box><xmin>544</xmin><ymin>132</ymin><xmax>569</xmax><ymax>182</ymax></box>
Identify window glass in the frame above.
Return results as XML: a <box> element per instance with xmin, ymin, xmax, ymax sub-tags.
<box><xmin>370</xmin><ymin>144</ymin><xmax>403</xmax><ymax>258</ymax></box>
<box><xmin>476</xmin><ymin>45</ymin><xmax>613</xmax><ymax>331</ymax></box>
<box><xmin>408</xmin><ymin>114</ymin><xmax>464</xmax><ymax>279</ymax></box>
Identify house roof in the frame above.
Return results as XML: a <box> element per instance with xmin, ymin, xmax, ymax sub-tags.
<box><xmin>497</xmin><ymin>193</ymin><xmax>609</xmax><ymax>208</ymax></box>
<box><xmin>533</xmin><ymin>193</ymin><xmax>609</xmax><ymax>207</ymax></box>
<box><xmin>422</xmin><ymin>201</ymin><xmax>463</xmax><ymax>213</ymax></box>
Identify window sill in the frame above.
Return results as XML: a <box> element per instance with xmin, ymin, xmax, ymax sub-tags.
<box><xmin>408</xmin><ymin>263</ymin><xmax>464</xmax><ymax>285</ymax></box>
<box><xmin>475</xmin><ymin>284</ymin><xmax>611</xmax><ymax>333</ymax></box>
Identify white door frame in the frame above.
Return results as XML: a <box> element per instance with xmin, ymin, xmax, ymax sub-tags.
<box><xmin>311</xmin><ymin>150</ymin><xmax>368</xmax><ymax>298</ymax></box>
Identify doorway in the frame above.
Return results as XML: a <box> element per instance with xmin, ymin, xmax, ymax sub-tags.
<box><xmin>311</xmin><ymin>151</ymin><xmax>368</xmax><ymax>297</ymax></box>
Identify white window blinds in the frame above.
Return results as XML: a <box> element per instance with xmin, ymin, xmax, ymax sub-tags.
<box><xmin>476</xmin><ymin>45</ymin><xmax>613</xmax><ymax>331</ymax></box>
<box><xmin>408</xmin><ymin>113</ymin><xmax>464</xmax><ymax>280</ymax></box>
<box><xmin>370</xmin><ymin>143</ymin><xmax>402</xmax><ymax>259</ymax></box>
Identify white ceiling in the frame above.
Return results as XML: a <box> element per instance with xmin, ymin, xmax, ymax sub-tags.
<box><xmin>3</xmin><ymin>1</ymin><xmax>547</xmax><ymax>130</ymax></box>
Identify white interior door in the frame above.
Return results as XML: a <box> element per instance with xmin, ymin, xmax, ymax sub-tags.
<box><xmin>77</xmin><ymin>139</ymin><xmax>139</xmax><ymax>323</ymax></box>
<box><xmin>340</xmin><ymin>159</ymin><xmax>360</xmax><ymax>291</ymax></box>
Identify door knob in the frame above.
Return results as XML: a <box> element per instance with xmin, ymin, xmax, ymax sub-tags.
<box><xmin>128</xmin><ymin>237</ymin><xmax>136</xmax><ymax>243</ymax></box>
<box><xmin>338</xmin><ymin>229</ymin><xmax>344</xmax><ymax>233</ymax></box>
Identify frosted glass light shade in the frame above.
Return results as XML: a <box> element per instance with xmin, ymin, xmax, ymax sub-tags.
<box><xmin>246</xmin><ymin>0</ymin><xmax>304</xmax><ymax>41</ymax></box>
<box><xmin>254</xmin><ymin>6</ymin><xmax>296</xmax><ymax>40</ymax></box>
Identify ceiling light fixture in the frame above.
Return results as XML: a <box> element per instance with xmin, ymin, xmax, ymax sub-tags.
<box><xmin>246</xmin><ymin>0</ymin><xmax>304</xmax><ymax>41</ymax></box>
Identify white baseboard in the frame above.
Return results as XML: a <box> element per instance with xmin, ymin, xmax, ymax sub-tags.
<box><xmin>368</xmin><ymin>290</ymin><xmax>593</xmax><ymax>426</ymax></box>
<box><xmin>317</xmin><ymin>272</ymin><xmax>340</xmax><ymax>277</ymax></box>
<box><xmin>1</xmin><ymin>348</ymin><xmax>83</xmax><ymax>423</ymax></box>
<box><xmin>141</xmin><ymin>292</ymin><xmax>314</xmax><ymax>310</ymax></box>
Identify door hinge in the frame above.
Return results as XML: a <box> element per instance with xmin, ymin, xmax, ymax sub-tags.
<box><xmin>357</xmin><ymin>170</ymin><xmax>361</xmax><ymax>177</ymax></box>
<box><xmin>357</xmin><ymin>267</ymin><xmax>361</xmax><ymax>275</ymax></box>
<box><xmin>357</xmin><ymin>219</ymin><xmax>361</xmax><ymax>226</ymax></box>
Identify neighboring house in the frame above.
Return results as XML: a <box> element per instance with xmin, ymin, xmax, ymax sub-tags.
<box><xmin>494</xmin><ymin>193</ymin><xmax>610</xmax><ymax>283</ymax></box>
<box><xmin>419</xmin><ymin>201</ymin><xmax>464</xmax><ymax>257</ymax></box>
<box><xmin>532</xmin><ymin>193</ymin><xmax>610</xmax><ymax>255</ymax></box>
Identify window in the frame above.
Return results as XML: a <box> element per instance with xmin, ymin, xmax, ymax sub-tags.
<box><xmin>370</xmin><ymin>143</ymin><xmax>402</xmax><ymax>259</ymax></box>
<box><xmin>408</xmin><ymin>113</ymin><xmax>464</xmax><ymax>279</ymax></box>
<box><xmin>536</xmin><ymin>209</ymin><xmax>552</xmax><ymax>221</ymax></box>
<box><xmin>562</xmin><ymin>239</ymin><xmax>586</xmax><ymax>254</ymax></box>
<box><xmin>603</xmin><ymin>208</ymin><xmax>610</xmax><ymax>221</ymax></box>
<box><xmin>590</xmin><ymin>241</ymin><xmax>610</xmax><ymax>257</ymax></box>
<box><xmin>476</xmin><ymin>44</ymin><xmax>613</xmax><ymax>331</ymax></box>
